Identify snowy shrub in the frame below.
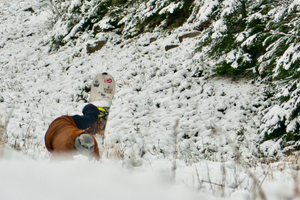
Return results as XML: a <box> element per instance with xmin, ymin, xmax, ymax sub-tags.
<box><xmin>0</xmin><ymin>117</ymin><xmax>4</xmax><ymax>144</ymax></box>
<box><xmin>260</xmin><ymin>80</ymin><xmax>300</xmax><ymax>154</ymax></box>
<box><xmin>48</xmin><ymin>0</ymin><xmax>195</xmax><ymax>50</ymax></box>
<box><xmin>195</xmin><ymin>0</ymin><xmax>300</xmax><ymax>79</ymax></box>
<box><xmin>188</xmin><ymin>0</ymin><xmax>300</xmax><ymax>155</ymax></box>
<box><xmin>49</xmin><ymin>0</ymin><xmax>113</xmax><ymax>51</ymax></box>
<box><xmin>195</xmin><ymin>0</ymin><xmax>253</xmax><ymax>77</ymax></box>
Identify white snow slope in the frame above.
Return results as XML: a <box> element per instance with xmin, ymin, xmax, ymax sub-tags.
<box><xmin>1</xmin><ymin>0</ymin><xmax>300</xmax><ymax>199</ymax></box>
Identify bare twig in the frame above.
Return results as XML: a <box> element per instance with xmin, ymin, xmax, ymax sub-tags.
<box><xmin>49</xmin><ymin>0</ymin><xmax>61</xmax><ymax>18</ymax></box>
<box><xmin>248</xmin><ymin>170</ymin><xmax>267</xmax><ymax>200</ymax></box>
<box><xmin>0</xmin><ymin>118</ymin><xmax>4</xmax><ymax>144</ymax></box>
<box><xmin>0</xmin><ymin>106</ymin><xmax>14</xmax><ymax>157</ymax></box>
<box><xmin>4</xmin><ymin>106</ymin><xmax>14</xmax><ymax>135</ymax></box>
<box><xmin>259</xmin><ymin>171</ymin><xmax>269</xmax><ymax>187</ymax></box>
<box><xmin>172</xmin><ymin>119</ymin><xmax>179</xmax><ymax>183</ymax></box>
<box><xmin>202</xmin><ymin>180</ymin><xmax>224</xmax><ymax>187</ymax></box>
<box><xmin>206</xmin><ymin>162</ymin><xmax>213</xmax><ymax>190</ymax></box>
<box><xmin>195</xmin><ymin>165</ymin><xmax>203</xmax><ymax>191</ymax></box>
<box><xmin>0</xmin><ymin>117</ymin><xmax>4</xmax><ymax>157</ymax></box>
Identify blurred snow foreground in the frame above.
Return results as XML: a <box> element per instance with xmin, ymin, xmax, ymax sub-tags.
<box><xmin>1</xmin><ymin>148</ymin><xmax>300</xmax><ymax>200</ymax></box>
<box><xmin>1</xmin><ymin>0</ymin><xmax>300</xmax><ymax>199</ymax></box>
<box><xmin>0</xmin><ymin>150</ymin><xmax>203</xmax><ymax>200</ymax></box>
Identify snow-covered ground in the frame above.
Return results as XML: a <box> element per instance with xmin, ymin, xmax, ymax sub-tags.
<box><xmin>1</xmin><ymin>0</ymin><xmax>300</xmax><ymax>199</ymax></box>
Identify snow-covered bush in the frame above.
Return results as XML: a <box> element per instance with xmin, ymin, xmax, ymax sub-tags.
<box><xmin>188</xmin><ymin>0</ymin><xmax>300</xmax><ymax>156</ymax></box>
<box><xmin>195</xmin><ymin>1</ymin><xmax>299</xmax><ymax>77</ymax></box>
<box><xmin>47</xmin><ymin>0</ymin><xmax>195</xmax><ymax>51</ymax></box>
<box><xmin>260</xmin><ymin>79</ymin><xmax>300</xmax><ymax>155</ymax></box>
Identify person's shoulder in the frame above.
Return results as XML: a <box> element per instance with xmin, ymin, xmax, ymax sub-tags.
<box><xmin>56</xmin><ymin>115</ymin><xmax>73</xmax><ymax>120</ymax></box>
<box><xmin>51</xmin><ymin>115</ymin><xmax>68</xmax><ymax>121</ymax></box>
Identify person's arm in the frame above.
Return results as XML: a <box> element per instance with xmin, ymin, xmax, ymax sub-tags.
<box><xmin>71</xmin><ymin>104</ymin><xmax>99</xmax><ymax>129</ymax></box>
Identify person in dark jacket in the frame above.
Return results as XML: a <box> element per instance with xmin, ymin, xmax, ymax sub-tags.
<box><xmin>44</xmin><ymin>104</ymin><xmax>101</xmax><ymax>161</ymax></box>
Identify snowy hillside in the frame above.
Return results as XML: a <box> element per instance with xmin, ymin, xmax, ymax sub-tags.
<box><xmin>1</xmin><ymin>0</ymin><xmax>300</xmax><ymax>199</ymax></box>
